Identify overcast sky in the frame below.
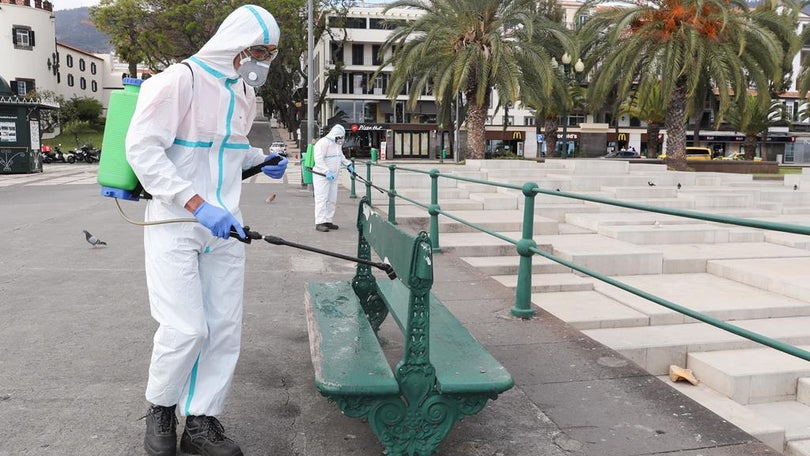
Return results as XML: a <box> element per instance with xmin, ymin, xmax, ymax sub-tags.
<box><xmin>52</xmin><ymin>0</ymin><xmax>100</xmax><ymax>11</ymax></box>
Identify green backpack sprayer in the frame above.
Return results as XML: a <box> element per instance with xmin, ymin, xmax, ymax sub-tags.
<box><xmin>97</xmin><ymin>77</ymin><xmax>145</xmax><ymax>201</ymax></box>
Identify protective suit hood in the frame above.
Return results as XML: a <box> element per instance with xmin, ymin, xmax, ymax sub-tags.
<box><xmin>325</xmin><ymin>125</ymin><xmax>345</xmax><ymax>142</ymax></box>
<box><xmin>193</xmin><ymin>5</ymin><xmax>280</xmax><ymax>79</ymax></box>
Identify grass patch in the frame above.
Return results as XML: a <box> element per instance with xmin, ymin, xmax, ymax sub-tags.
<box><xmin>43</xmin><ymin>128</ymin><xmax>104</xmax><ymax>150</ymax></box>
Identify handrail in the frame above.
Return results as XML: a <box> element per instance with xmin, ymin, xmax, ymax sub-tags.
<box><xmin>346</xmin><ymin>159</ymin><xmax>810</xmax><ymax>363</ymax></box>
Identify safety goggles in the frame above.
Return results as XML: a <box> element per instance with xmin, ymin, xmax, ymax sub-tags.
<box><xmin>334</xmin><ymin>136</ymin><xmax>344</xmax><ymax>141</ymax></box>
<box><xmin>247</xmin><ymin>45</ymin><xmax>279</xmax><ymax>62</ymax></box>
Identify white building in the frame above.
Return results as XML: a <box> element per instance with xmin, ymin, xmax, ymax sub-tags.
<box><xmin>1</xmin><ymin>0</ymin><xmax>58</xmax><ymax>96</ymax></box>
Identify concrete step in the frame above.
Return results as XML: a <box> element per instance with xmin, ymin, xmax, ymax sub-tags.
<box><xmin>749</xmin><ymin>401</ymin><xmax>810</xmax><ymax>444</ymax></box>
<box><xmin>436</xmin><ymin>210</ymin><xmax>558</xmax><ymax>234</ymax></box>
<box><xmin>395</xmin><ymin>188</ymin><xmax>471</xmax><ymax>200</ymax></box>
<box><xmin>468</xmin><ymin>192</ymin><xmax>519</xmax><ymax>210</ymax></box>
<box><xmin>531</xmin><ymin>290</ymin><xmax>648</xmax><ymax>330</ymax></box>
<box><xmin>538</xmin><ymin>233</ymin><xmax>663</xmax><ymax>275</ymax></box>
<box><xmin>708</xmin><ymin>257</ymin><xmax>810</xmax><ymax>302</ymax></box>
<box><xmin>655</xmin><ymin>242</ymin><xmax>810</xmax><ymax>274</ymax></box>
<box><xmin>597</xmin><ymin>223</ymin><xmax>764</xmax><ymax>245</ymax></box>
<box><xmin>460</xmin><ymin>255</ymin><xmax>571</xmax><ymax>275</ymax></box>
<box><xmin>800</xmin><ymin>378</ymin><xmax>810</xmax><ymax>406</ymax></box>
<box><xmin>600</xmin><ymin>186</ymin><xmax>678</xmax><ymax>199</ymax></box>
<box><xmin>492</xmin><ymin>272</ymin><xmax>594</xmax><ymax>293</ymax></box>
<box><xmin>584</xmin><ymin>316</ymin><xmax>810</xmax><ymax>376</ymax></box>
<box><xmin>663</xmin><ymin>377</ymin><xmax>785</xmax><ymax>452</ymax></box>
<box><xmin>687</xmin><ymin>345</ymin><xmax>810</xmax><ymax>404</ymax></box>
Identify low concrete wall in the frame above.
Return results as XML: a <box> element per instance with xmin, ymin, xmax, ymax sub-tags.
<box><xmin>687</xmin><ymin>160</ymin><xmax>779</xmax><ymax>174</ymax></box>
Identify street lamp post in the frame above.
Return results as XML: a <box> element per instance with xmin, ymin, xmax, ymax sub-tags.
<box><xmin>554</xmin><ymin>53</ymin><xmax>584</xmax><ymax>159</ymax></box>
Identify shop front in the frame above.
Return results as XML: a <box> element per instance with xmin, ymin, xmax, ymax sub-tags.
<box><xmin>485</xmin><ymin>130</ymin><xmax>526</xmax><ymax>158</ymax></box>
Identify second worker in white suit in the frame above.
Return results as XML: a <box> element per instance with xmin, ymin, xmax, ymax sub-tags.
<box><xmin>312</xmin><ymin>124</ymin><xmax>354</xmax><ymax>232</ymax></box>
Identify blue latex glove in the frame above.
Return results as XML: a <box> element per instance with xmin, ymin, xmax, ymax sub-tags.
<box><xmin>347</xmin><ymin>164</ymin><xmax>355</xmax><ymax>175</ymax></box>
<box><xmin>193</xmin><ymin>202</ymin><xmax>245</xmax><ymax>239</ymax></box>
<box><xmin>325</xmin><ymin>171</ymin><xmax>336</xmax><ymax>180</ymax></box>
<box><xmin>261</xmin><ymin>153</ymin><xmax>288</xmax><ymax>179</ymax></box>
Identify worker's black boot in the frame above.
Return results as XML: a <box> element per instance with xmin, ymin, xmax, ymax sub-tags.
<box><xmin>143</xmin><ymin>404</ymin><xmax>177</xmax><ymax>456</ymax></box>
<box><xmin>326</xmin><ymin>223</ymin><xmax>339</xmax><ymax>230</ymax></box>
<box><xmin>180</xmin><ymin>415</ymin><xmax>243</xmax><ymax>456</ymax></box>
<box><xmin>315</xmin><ymin>223</ymin><xmax>330</xmax><ymax>232</ymax></box>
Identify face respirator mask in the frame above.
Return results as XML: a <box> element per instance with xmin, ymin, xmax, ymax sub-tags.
<box><xmin>334</xmin><ymin>136</ymin><xmax>344</xmax><ymax>146</ymax></box>
<box><xmin>237</xmin><ymin>55</ymin><xmax>271</xmax><ymax>87</ymax></box>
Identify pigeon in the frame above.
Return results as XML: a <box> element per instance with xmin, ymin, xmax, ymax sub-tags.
<box><xmin>677</xmin><ymin>183</ymin><xmax>682</xmax><ymax>190</ymax></box>
<box><xmin>794</xmin><ymin>184</ymin><xmax>799</xmax><ymax>191</ymax></box>
<box><xmin>83</xmin><ymin>230</ymin><xmax>107</xmax><ymax>247</ymax></box>
<box><xmin>648</xmin><ymin>181</ymin><xmax>656</xmax><ymax>187</ymax></box>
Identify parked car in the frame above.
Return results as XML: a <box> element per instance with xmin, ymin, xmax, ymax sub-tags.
<box><xmin>658</xmin><ymin>146</ymin><xmax>713</xmax><ymax>161</ymax></box>
<box><xmin>269</xmin><ymin>141</ymin><xmax>288</xmax><ymax>157</ymax></box>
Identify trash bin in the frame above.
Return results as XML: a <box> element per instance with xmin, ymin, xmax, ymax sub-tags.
<box><xmin>370</xmin><ymin>147</ymin><xmax>378</xmax><ymax>163</ymax></box>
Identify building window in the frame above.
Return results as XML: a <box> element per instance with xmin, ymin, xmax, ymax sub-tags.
<box><xmin>91</xmin><ymin>80</ymin><xmax>98</xmax><ymax>92</ymax></box>
<box><xmin>90</xmin><ymin>62</ymin><xmax>97</xmax><ymax>75</ymax></box>
<box><xmin>66</xmin><ymin>55</ymin><xmax>74</xmax><ymax>68</ymax></box>
<box><xmin>352</xmin><ymin>44</ymin><xmax>364</xmax><ymax>65</ymax></box>
<box><xmin>524</xmin><ymin>116</ymin><xmax>536</xmax><ymax>126</ymax></box>
<box><xmin>12</xmin><ymin>26</ymin><xmax>35</xmax><ymax>49</ymax></box>
<box><xmin>67</xmin><ymin>74</ymin><xmax>74</xmax><ymax>87</ymax></box>
<box><xmin>12</xmin><ymin>79</ymin><xmax>35</xmax><ymax>96</ymax></box>
<box><xmin>330</xmin><ymin>41</ymin><xmax>343</xmax><ymax>64</ymax></box>
<box><xmin>80</xmin><ymin>77</ymin><xmax>87</xmax><ymax>90</ymax></box>
<box><xmin>79</xmin><ymin>59</ymin><xmax>86</xmax><ymax>72</ymax></box>
<box><xmin>370</xmin><ymin>18</ymin><xmax>405</xmax><ymax>30</ymax></box>
<box><xmin>372</xmin><ymin>44</ymin><xmax>382</xmax><ymax>65</ymax></box>
<box><xmin>343</xmin><ymin>17</ymin><xmax>367</xmax><ymax>29</ymax></box>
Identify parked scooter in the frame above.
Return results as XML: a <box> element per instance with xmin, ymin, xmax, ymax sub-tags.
<box><xmin>52</xmin><ymin>144</ymin><xmax>76</xmax><ymax>163</ymax></box>
<box><xmin>79</xmin><ymin>144</ymin><xmax>101</xmax><ymax>163</ymax></box>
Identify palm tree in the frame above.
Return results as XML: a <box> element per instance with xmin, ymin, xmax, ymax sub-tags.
<box><xmin>723</xmin><ymin>94</ymin><xmax>786</xmax><ymax>160</ymax></box>
<box><xmin>377</xmin><ymin>0</ymin><xmax>563</xmax><ymax>160</ymax></box>
<box><xmin>579</xmin><ymin>0</ymin><xmax>785</xmax><ymax>170</ymax></box>
<box><xmin>619</xmin><ymin>80</ymin><xmax>667</xmax><ymax>158</ymax></box>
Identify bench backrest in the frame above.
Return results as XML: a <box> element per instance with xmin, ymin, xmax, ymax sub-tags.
<box><xmin>358</xmin><ymin>199</ymin><xmax>433</xmax><ymax>289</ymax></box>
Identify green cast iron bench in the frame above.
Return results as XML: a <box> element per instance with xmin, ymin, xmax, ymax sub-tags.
<box><xmin>304</xmin><ymin>196</ymin><xmax>514</xmax><ymax>456</ymax></box>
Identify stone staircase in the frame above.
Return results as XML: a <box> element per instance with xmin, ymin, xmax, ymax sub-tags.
<box><xmin>361</xmin><ymin>159</ymin><xmax>810</xmax><ymax>455</ymax></box>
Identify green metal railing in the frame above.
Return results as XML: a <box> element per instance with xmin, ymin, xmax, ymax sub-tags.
<box><xmin>347</xmin><ymin>158</ymin><xmax>810</xmax><ymax>363</ymax></box>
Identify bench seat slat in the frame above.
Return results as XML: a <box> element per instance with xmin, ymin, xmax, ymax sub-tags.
<box><xmin>305</xmin><ymin>281</ymin><xmax>399</xmax><ymax>396</ymax></box>
<box><xmin>376</xmin><ymin>280</ymin><xmax>514</xmax><ymax>395</ymax></box>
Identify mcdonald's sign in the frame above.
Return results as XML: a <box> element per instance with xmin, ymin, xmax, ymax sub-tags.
<box><xmin>617</xmin><ymin>133</ymin><xmax>628</xmax><ymax>141</ymax></box>
<box><xmin>511</xmin><ymin>131</ymin><xmax>524</xmax><ymax>141</ymax></box>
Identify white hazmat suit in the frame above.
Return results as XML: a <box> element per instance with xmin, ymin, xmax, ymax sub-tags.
<box><xmin>312</xmin><ymin>125</ymin><xmax>352</xmax><ymax>228</ymax></box>
<box><xmin>125</xmin><ymin>5</ymin><xmax>280</xmax><ymax>417</ymax></box>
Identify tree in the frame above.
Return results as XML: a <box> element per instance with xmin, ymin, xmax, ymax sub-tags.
<box><xmin>378</xmin><ymin>0</ymin><xmax>561</xmax><ymax>160</ymax></box>
<box><xmin>579</xmin><ymin>0</ymin><xmax>785</xmax><ymax>170</ymax></box>
<box><xmin>519</xmin><ymin>0</ymin><xmax>574</xmax><ymax>159</ymax></box>
<box><xmin>90</xmin><ymin>0</ymin><xmax>352</xmax><ymax>133</ymax></box>
<box><xmin>722</xmin><ymin>94</ymin><xmax>786</xmax><ymax>160</ymax></box>
<box><xmin>619</xmin><ymin>80</ymin><xmax>667</xmax><ymax>158</ymax></box>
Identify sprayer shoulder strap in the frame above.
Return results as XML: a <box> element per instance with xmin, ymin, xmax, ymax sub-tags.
<box><xmin>180</xmin><ymin>60</ymin><xmax>246</xmax><ymax>95</ymax></box>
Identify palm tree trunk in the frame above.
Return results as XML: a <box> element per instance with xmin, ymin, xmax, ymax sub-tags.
<box><xmin>544</xmin><ymin>117</ymin><xmax>560</xmax><ymax>158</ymax></box>
<box><xmin>647</xmin><ymin>124</ymin><xmax>661</xmax><ymax>158</ymax></box>
<box><xmin>665</xmin><ymin>77</ymin><xmax>689</xmax><ymax>170</ymax></box>
<box><xmin>465</xmin><ymin>102</ymin><xmax>487</xmax><ymax>160</ymax></box>
<box><xmin>744</xmin><ymin>135</ymin><xmax>757</xmax><ymax>160</ymax></box>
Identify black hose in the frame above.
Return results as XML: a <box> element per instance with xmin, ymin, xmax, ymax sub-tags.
<box><xmin>242</xmin><ymin>155</ymin><xmax>284</xmax><ymax>180</ymax></box>
<box><xmin>231</xmin><ymin>226</ymin><xmax>396</xmax><ymax>280</ymax></box>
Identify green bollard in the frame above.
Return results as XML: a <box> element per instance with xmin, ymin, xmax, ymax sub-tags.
<box><xmin>370</xmin><ymin>147</ymin><xmax>378</xmax><ymax>163</ymax></box>
<box><xmin>440</xmin><ymin>148</ymin><xmax>446</xmax><ymax>164</ymax></box>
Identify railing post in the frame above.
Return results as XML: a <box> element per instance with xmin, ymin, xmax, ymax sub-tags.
<box><xmin>511</xmin><ymin>182</ymin><xmax>538</xmax><ymax>319</ymax></box>
<box><xmin>365</xmin><ymin>161</ymin><xmax>372</xmax><ymax>204</ymax></box>
<box><xmin>428</xmin><ymin>169</ymin><xmax>441</xmax><ymax>252</ymax></box>
<box><xmin>387</xmin><ymin>164</ymin><xmax>397</xmax><ymax>224</ymax></box>
<box><xmin>349</xmin><ymin>158</ymin><xmax>357</xmax><ymax>199</ymax></box>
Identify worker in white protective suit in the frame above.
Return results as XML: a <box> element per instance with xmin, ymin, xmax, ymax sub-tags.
<box><xmin>312</xmin><ymin>124</ymin><xmax>354</xmax><ymax>232</ymax></box>
<box><xmin>124</xmin><ymin>5</ymin><xmax>286</xmax><ymax>456</ymax></box>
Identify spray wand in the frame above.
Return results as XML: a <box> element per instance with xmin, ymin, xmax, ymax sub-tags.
<box><xmin>230</xmin><ymin>226</ymin><xmax>396</xmax><ymax>280</ymax></box>
<box><xmin>307</xmin><ymin>167</ymin><xmax>386</xmax><ymax>194</ymax></box>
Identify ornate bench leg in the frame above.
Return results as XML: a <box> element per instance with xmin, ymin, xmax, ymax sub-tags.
<box><xmin>330</xmin><ymin>390</ymin><xmax>497</xmax><ymax>455</ymax></box>
<box><xmin>352</xmin><ymin>232</ymin><xmax>388</xmax><ymax>331</ymax></box>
